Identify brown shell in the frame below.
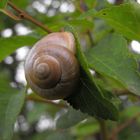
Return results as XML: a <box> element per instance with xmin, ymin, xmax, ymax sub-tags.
<box><xmin>24</xmin><ymin>32</ymin><xmax>79</xmax><ymax>100</ymax></box>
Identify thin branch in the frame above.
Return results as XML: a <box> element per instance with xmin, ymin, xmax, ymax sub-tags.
<box><xmin>115</xmin><ymin>0</ymin><xmax>123</xmax><ymax>5</ymax></box>
<box><xmin>79</xmin><ymin>0</ymin><xmax>95</xmax><ymax>46</ymax></box>
<box><xmin>113</xmin><ymin>89</ymin><xmax>131</xmax><ymax>96</ymax></box>
<box><xmin>0</xmin><ymin>9</ymin><xmax>21</xmax><ymax>20</ymax></box>
<box><xmin>109</xmin><ymin>112</ymin><xmax>140</xmax><ymax>140</ymax></box>
<box><xmin>79</xmin><ymin>0</ymin><xmax>88</xmax><ymax>12</ymax></box>
<box><xmin>98</xmin><ymin>119</ymin><xmax>109</xmax><ymax>140</ymax></box>
<box><xmin>26</xmin><ymin>95</ymin><xmax>68</xmax><ymax>108</ymax></box>
<box><xmin>7</xmin><ymin>1</ymin><xmax>52</xmax><ymax>33</ymax></box>
<box><xmin>113</xmin><ymin>89</ymin><xmax>140</xmax><ymax>98</ymax></box>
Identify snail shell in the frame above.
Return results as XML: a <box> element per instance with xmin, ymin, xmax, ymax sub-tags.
<box><xmin>24</xmin><ymin>32</ymin><xmax>80</xmax><ymax>100</ymax></box>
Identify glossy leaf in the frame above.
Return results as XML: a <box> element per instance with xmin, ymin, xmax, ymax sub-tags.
<box><xmin>0</xmin><ymin>72</ymin><xmax>25</xmax><ymax>140</ymax></box>
<box><xmin>65</xmin><ymin>25</ymin><xmax>119</xmax><ymax>121</ymax></box>
<box><xmin>96</xmin><ymin>2</ymin><xmax>140</xmax><ymax>41</ymax></box>
<box><xmin>0</xmin><ymin>35</ymin><xmax>38</xmax><ymax>61</ymax></box>
<box><xmin>86</xmin><ymin>33</ymin><xmax>140</xmax><ymax>96</ymax></box>
<box><xmin>56</xmin><ymin>107</ymin><xmax>87</xmax><ymax>129</ymax></box>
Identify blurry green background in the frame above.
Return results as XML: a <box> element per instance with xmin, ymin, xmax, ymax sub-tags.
<box><xmin>1</xmin><ymin>0</ymin><xmax>140</xmax><ymax>140</ymax></box>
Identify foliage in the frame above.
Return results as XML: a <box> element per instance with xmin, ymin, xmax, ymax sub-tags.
<box><xmin>0</xmin><ymin>0</ymin><xmax>140</xmax><ymax>140</ymax></box>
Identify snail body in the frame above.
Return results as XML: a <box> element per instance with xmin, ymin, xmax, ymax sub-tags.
<box><xmin>24</xmin><ymin>32</ymin><xmax>79</xmax><ymax>100</ymax></box>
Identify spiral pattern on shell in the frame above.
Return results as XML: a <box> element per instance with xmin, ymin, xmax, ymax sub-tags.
<box><xmin>24</xmin><ymin>32</ymin><xmax>80</xmax><ymax>100</ymax></box>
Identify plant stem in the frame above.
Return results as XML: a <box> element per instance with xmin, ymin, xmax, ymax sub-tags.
<box><xmin>98</xmin><ymin>119</ymin><xmax>109</xmax><ymax>140</ymax></box>
<box><xmin>7</xmin><ymin>1</ymin><xmax>52</xmax><ymax>33</ymax></box>
<box><xmin>113</xmin><ymin>89</ymin><xmax>140</xmax><ymax>98</ymax></box>
<box><xmin>115</xmin><ymin>0</ymin><xmax>123</xmax><ymax>5</ymax></box>
<box><xmin>26</xmin><ymin>94</ymin><xmax>68</xmax><ymax>108</ymax></box>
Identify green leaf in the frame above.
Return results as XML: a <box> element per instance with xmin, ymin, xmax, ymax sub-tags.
<box><xmin>127</xmin><ymin>132</ymin><xmax>140</xmax><ymax>140</ymax></box>
<box><xmin>29</xmin><ymin>130</ymin><xmax>75</xmax><ymax>140</ymax></box>
<box><xmin>56</xmin><ymin>107</ymin><xmax>87</xmax><ymax>129</ymax></box>
<box><xmin>0</xmin><ymin>35</ymin><xmax>38</xmax><ymax>61</ymax></box>
<box><xmin>126</xmin><ymin>134</ymin><xmax>140</xmax><ymax>140</ymax></box>
<box><xmin>11</xmin><ymin>0</ymin><xmax>30</xmax><ymax>8</ymax></box>
<box><xmin>27</xmin><ymin>102</ymin><xmax>48</xmax><ymax>124</ymax></box>
<box><xmin>0</xmin><ymin>72</ymin><xmax>26</xmax><ymax>140</ymax></box>
<box><xmin>78</xmin><ymin>9</ymin><xmax>97</xmax><ymax>20</ymax></box>
<box><xmin>96</xmin><ymin>2</ymin><xmax>140</xmax><ymax>41</ymax></box>
<box><xmin>0</xmin><ymin>0</ymin><xmax>8</xmax><ymax>9</ymax></box>
<box><xmin>49</xmin><ymin>19</ymin><xmax>94</xmax><ymax>32</ymax></box>
<box><xmin>65</xmin><ymin>25</ymin><xmax>119</xmax><ymax>121</ymax></box>
<box><xmin>27</xmin><ymin>94</ymin><xmax>60</xmax><ymax>123</ymax></box>
<box><xmin>121</xmin><ymin>106</ymin><xmax>140</xmax><ymax>118</ymax></box>
<box><xmin>86</xmin><ymin>33</ymin><xmax>140</xmax><ymax>96</ymax></box>
<box><xmin>85</xmin><ymin>0</ymin><xmax>97</xmax><ymax>9</ymax></box>
<box><xmin>73</xmin><ymin>119</ymin><xmax>100</xmax><ymax>137</ymax></box>
<box><xmin>69</xmin><ymin>19</ymin><xmax>94</xmax><ymax>31</ymax></box>
<box><xmin>46</xmin><ymin>131</ymin><xmax>75</xmax><ymax>140</ymax></box>
<box><xmin>67</xmin><ymin>79</ymin><xmax>119</xmax><ymax>120</ymax></box>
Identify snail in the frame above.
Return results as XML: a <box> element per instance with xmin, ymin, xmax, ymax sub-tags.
<box><xmin>24</xmin><ymin>32</ymin><xmax>80</xmax><ymax>100</ymax></box>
